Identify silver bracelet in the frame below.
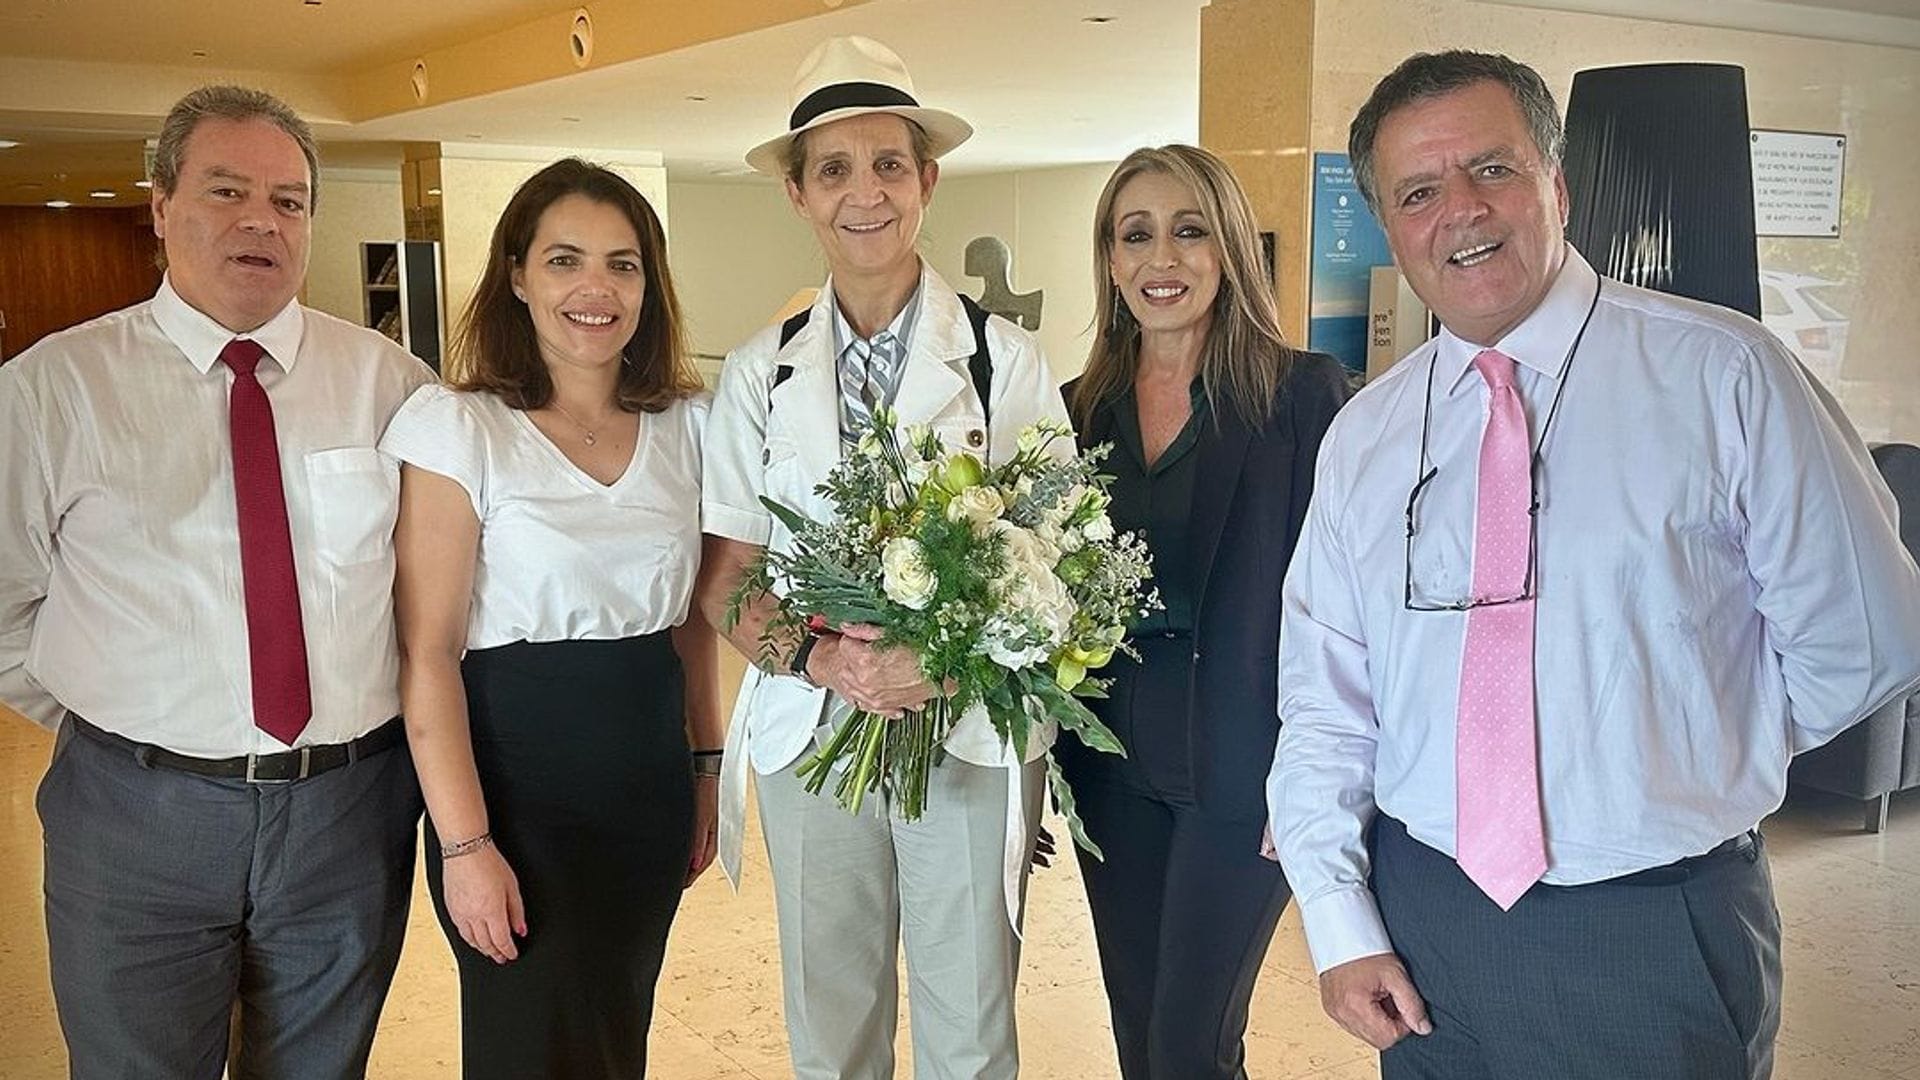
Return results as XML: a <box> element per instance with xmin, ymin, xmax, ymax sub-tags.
<box><xmin>440</xmin><ymin>831</ymin><xmax>493</xmax><ymax>859</ymax></box>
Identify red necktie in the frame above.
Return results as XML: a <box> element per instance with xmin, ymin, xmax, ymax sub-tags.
<box><xmin>220</xmin><ymin>338</ymin><xmax>312</xmax><ymax>745</ymax></box>
<box><xmin>1454</xmin><ymin>348</ymin><xmax>1547</xmax><ymax>909</ymax></box>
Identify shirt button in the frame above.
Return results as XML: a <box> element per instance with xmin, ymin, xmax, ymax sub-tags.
<box><xmin>967</xmin><ymin>429</ymin><xmax>985</xmax><ymax>448</ymax></box>
<box><xmin>762</xmin><ymin>448</ymin><xmax>772</xmax><ymax>465</ymax></box>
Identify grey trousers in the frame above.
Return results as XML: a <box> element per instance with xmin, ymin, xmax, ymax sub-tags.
<box><xmin>36</xmin><ymin>719</ymin><xmax>421</xmax><ymax>1080</ymax></box>
<box><xmin>1373</xmin><ymin>816</ymin><xmax>1781</xmax><ymax>1080</ymax></box>
<box><xmin>757</xmin><ymin>753</ymin><xmax>1045</xmax><ymax>1080</ymax></box>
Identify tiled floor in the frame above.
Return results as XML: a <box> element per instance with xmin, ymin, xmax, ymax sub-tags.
<box><xmin>2</xmin><ymin>694</ymin><xmax>1916</xmax><ymax>1078</ymax></box>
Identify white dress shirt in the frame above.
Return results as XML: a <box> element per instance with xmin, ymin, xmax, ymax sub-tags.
<box><xmin>1267</xmin><ymin>248</ymin><xmax>1920</xmax><ymax>974</ymax></box>
<box><xmin>379</xmin><ymin>383</ymin><xmax>709</xmax><ymax>648</ymax></box>
<box><xmin>0</xmin><ymin>278</ymin><xmax>433</xmax><ymax>756</ymax></box>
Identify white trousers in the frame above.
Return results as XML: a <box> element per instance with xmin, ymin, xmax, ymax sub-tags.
<box><xmin>757</xmin><ymin>753</ymin><xmax>1045</xmax><ymax>1080</ymax></box>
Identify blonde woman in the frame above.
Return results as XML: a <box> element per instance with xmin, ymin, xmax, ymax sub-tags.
<box><xmin>1058</xmin><ymin>144</ymin><xmax>1350</xmax><ymax>1080</ymax></box>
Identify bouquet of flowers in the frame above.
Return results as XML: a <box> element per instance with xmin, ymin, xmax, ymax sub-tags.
<box><xmin>727</xmin><ymin>409</ymin><xmax>1158</xmax><ymax>857</ymax></box>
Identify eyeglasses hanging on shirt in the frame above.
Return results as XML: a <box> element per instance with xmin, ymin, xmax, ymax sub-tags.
<box><xmin>1402</xmin><ymin>280</ymin><xmax>1603</xmax><ymax>612</ymax></box>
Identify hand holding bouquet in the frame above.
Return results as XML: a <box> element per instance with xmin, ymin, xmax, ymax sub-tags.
<box><xmin>727</xmin><ymin>409</ymin><xmax>1158</xmax><ymax>857</ymax></box>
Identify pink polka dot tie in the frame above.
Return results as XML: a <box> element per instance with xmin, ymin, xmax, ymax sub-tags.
<box><xmin>1455</xmin><ymin>348</ymin><xmax>1546</xmax><ymax>910</ymax></box>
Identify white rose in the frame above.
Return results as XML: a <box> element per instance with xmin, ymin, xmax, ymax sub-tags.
<box><xmin>944</xmin><ymin>485</ymin><xmax>1006</xmax><ymax>527</ymax></box>
<box><xmin>881</xmin><ymin>537</ymin><xmax>938</xmax><ymax>610</ymax></box>
<box><xmin>1082</xmin><ymin>513</ymin><xmax>1115</xmax><ymax>542</ymax></box>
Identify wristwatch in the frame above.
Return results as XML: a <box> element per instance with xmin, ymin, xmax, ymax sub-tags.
<box><xmin>789</xmin><ymin>633</ymin><xmax>823</xmax><ymax>686</ymax></box>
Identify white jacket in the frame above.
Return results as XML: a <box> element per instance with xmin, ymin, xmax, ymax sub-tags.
<box><xmin>703</xmin><ymin>262</ymin><xmax>1069</xmax><ymax>908</ymax></box>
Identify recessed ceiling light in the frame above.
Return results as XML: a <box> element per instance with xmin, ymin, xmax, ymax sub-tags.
<box><xmin>89</xmin><ymin>190</ymin><xmax>115</xmax><ymax>199</ymax></box>
<box><xmin>466</xmin><ymin>133</ymin><xmax>484</xmax><ymax>139</ymax></box>
<box><xmin>686</xmin><ymin>95</ymin><xmax>708</xmax><ymax>102</ymax></box>
<box><xmin>561</xmin><ymin>116</ymin><xmax>581</xmax><ymax>123</ymax></box>
<box><xmin>1082</xmin><ymin>14</ymin><xmax>1116</xmax><ymax>23</ymax></box>
<box><xmin>191</xmin><ymin>49</ymin><xmax>208</xmax><ymax>58</ymax></box>
<box><xmin>134</xmin><ymin>179</ymin><xmax>153</xmax><ymax>189</ymax></box>
<box><xmin>0</xmin><ymin>139</ymin><xmax>20</xmax><ymax>150</ymax></box>
<box><xmin>46</xmin><ymin>200</ymin><xmax>72</xmax><ymax>209</ymax></box>
<box><xmin>426</xmin><ymin>187</ymin><xmax>442</xmax><ymax>197</ymax></box>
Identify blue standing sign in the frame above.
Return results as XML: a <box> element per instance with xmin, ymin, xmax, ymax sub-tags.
<box><xmin>1309</xmin><ymin>152</ymin><xmax>1394</xmax><ymax>379</ymax></box>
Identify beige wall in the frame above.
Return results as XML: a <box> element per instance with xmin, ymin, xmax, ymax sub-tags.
<box><xmin>437</xmin><ymin>149</ymin><xmax>669</xmax><ymax>333</ymax></box>
<box><xmin>666</xmin><ymin>162</ymin><xmax>1114</xmax><ymax>388</ymax></box>
<box><xmin>1313</xmin><ymin>0</ymin><xmax>1920</xmax><ymax>443</ymax></box>
<box><xmin>662</xmin><ymin>180</ymin><xmax>822</xmax><ymax>381</ymax></box>
<box><xmin>306</xmin><ymin>169</ymin><xmax>404</xmax><ymax>325</ymax></box>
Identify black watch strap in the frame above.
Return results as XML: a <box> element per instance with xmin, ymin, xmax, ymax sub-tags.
<box><xmin>789</xmin><ymin>633</ymin><xmax>822</xmax><ymax>683</ymax></box>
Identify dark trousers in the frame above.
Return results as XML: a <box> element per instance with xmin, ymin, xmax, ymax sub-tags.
<box><xmin>1073</xmin><ymin>784</ymin><xmax>1291</xmax><ymax>1080</ymax></box>
<box><xmin>36</xmin><ymin>718</ymin><xmax>421</xmax><ymax>1080</ymax></box>
<box><xmin>1373</xmin><ymin>816</ymin><xmax>1781</xmax><ymax>1080</ymax></box>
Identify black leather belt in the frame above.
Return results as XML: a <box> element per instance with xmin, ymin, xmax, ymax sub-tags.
<box><xmin>1601</xmin><ymin>831</ymin><xmax>1761</xmax><ymax>887</ymax></box>
<box><xmin>67</xmin><ymin>713</ymin><xmax>405</xmax><ymax>783</ymax></box>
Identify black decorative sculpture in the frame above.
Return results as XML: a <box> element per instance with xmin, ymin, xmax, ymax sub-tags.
<box><xmin>1563</xmin><ymin>63</ymin><xmax>1761</xmax><ymax>320</ymax></box>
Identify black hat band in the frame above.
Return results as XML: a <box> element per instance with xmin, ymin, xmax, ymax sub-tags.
<box><xmin>789</xmin><ymin>81</ymin><xmax>920</xmax><ymax>131</ymax></box>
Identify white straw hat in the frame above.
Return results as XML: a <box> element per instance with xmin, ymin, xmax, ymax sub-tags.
<box><xmin>745</xmin><ymin>35</ymin><xmax>973</xmax><ymax>177</ymax></box>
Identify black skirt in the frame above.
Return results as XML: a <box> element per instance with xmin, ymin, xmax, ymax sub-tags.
<box><xmin>426</xmin><ymin>632</ymin><xmax>694</xmax><ymax>1080</ymax></box>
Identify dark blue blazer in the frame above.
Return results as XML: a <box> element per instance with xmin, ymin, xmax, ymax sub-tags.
<box><xmin>1067</xmin><ymin>350</ymin><xmax>1350</xmax><ymax>821</ymax></box>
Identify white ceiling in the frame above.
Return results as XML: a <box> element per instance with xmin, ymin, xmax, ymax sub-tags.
<box><xmin>0</xmin><ymin>0</ymin><xmax>1914</xmax><ymax>206</ymax></box>
<box><xmin>343</xmin><ymin>0</ymin><xmax>1207</xmax><ymax>178</ymax></box>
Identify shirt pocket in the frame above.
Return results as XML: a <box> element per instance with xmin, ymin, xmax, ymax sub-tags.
<box><xmin>303</xmin><ymin>447</ymin><xmax>399</xmax><ymax>567</ymax></box>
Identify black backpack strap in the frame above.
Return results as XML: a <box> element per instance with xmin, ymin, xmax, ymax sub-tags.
<box><xmin>958</xmin><ymin>293</ymin><xmax>993</xmax><ymax>427</ymax></box>
<box><xmin>770</xmin><ymin>309</ymin><xmax>812</xmax><ymax>392</ymax></box>
<box><xmin>767</xmin><ymin>299</ymin><xmax>993</xmax><ymax>420</ymax></box>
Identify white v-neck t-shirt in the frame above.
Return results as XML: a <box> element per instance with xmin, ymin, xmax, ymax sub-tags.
<box><xmin>381</xmin><ymin>383</ymin><xmax>709</xmax><ymax>649</ymax></box>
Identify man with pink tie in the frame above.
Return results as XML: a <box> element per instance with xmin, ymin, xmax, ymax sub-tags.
<box><xmin>1266</xmin><ymin>51</ymin><xmax>1920</xmax><ymax>1079</ymax></box>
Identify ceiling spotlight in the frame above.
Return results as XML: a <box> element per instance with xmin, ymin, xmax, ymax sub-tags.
<box><xmin>0</xmin><ymin>139</ymin><xmax>20</xmax><ymax>150</ymax></box>
<box><xmin>191</xmin><ymin>49</ymin><xmax>209</xmax><ymax>58</ymax></box>
<box><xmin>426</xmin><ymin>187</ymin><xmax>442</xmax><ymax>197</ymax></box>
<box><xmin>89</xmin><ymin>190</ymin><xmax>115</xmax><ymax>199</ymax></box>
<box><xmin>134</xmin><ymin>179</ymin><xmax>153</xmax><ymax>189</ymax></box>
<box><xmin>466</xmin><ymin>133</ymin><xmax>484</xmax><ymax>139</ymax></box>
<box><xmin>686</xmin><ymin>94</ymin><xmax>708</xmax><ymax>102</ymax></box>
<box><xmin>46</xmin><ymin>200</ymin><xmax>73</xmax><ymax>209</ymax></box>
<box><xmin>1082</xmin><ymin>15</ymin><xmax>1116</xmax><ymax>23</ymax></box>
<box><xmin>561</xmin><ymin>116</ymin><xmax>581</xmax><ymax>123</ymax></box>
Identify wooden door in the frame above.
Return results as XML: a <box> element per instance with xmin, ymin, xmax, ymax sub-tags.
<box><xmin>0</xmin><ymin>206</ymin><xmax>162</xmax><ymax>363</ymax></box>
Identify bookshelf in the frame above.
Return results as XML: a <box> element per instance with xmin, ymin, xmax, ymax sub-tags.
<box><xmin>361</xmin><ymin>240</ymin><xmax>445</xmax><ymax>371</ymax></box>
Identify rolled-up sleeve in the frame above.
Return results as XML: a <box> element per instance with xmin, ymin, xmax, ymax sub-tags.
<box><xmin>1727</xmin><ymin>338</ymin><xmax>1920</xmax><ymax>753</ymax></box>
<box><xmin>0</xmin><ymin>367</ymin><xmax>61</xmax><ymax>727</ymax></box>
<box><xmin>1268</xmin><ymin>430</ymin><xmax>1394</xmax><ymax>973</ymax></box>
<box><xmin>702</xmin><ymin>348</ymin><xmax>774</xmax><ymax>547</ymax></box>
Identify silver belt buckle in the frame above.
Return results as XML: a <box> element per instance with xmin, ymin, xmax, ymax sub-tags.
<box><xmin>245</xmin><ymin>746</ymin><xmax>311</xmax><ymax>784</ymax></box>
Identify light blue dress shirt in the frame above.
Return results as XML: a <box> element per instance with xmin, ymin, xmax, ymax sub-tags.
<box><xmin>1267</xmin><ymin>248</ymin><xmax>1920</xmax><ymax>974</ymax></box>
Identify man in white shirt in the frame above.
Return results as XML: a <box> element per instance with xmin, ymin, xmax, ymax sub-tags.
<box><xmin>1266</xmin><ymin>51</ymin><xmax>1920</xmax><ymax>1080</ymax></box>
<box><xmin>0</xmin><ymin>86</ymin><xmax>431</xmax><ymax>1079</ymax></box>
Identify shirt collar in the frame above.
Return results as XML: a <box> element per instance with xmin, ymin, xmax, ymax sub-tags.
<box><xmin>830</xmin><ymin>276</ymin><xmax>923</xmax><ymax>361</ymax></box>
<box><xmin>151</xmin><ymin>275</ymin><xmax>306</xmax><ymax>375</ymax></box>
<box><xmin>1437</xmin><ymin>244</ymin><xmax>1599</xmax><ymax>396</ymax></box>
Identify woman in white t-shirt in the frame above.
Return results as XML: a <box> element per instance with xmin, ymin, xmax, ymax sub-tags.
<box><xmin>383</xmin><ymin>158</ymin><xmax>720</xmax><ymax>1079</ymax></box>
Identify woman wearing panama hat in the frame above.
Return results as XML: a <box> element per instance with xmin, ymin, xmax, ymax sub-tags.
<box><xmin>697</xmin><ymin>34</ymin><xmax>1070</xmax><ymax>1080</ymax></box>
